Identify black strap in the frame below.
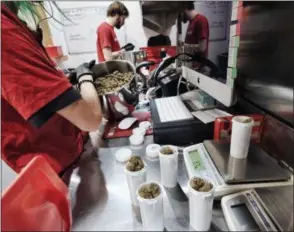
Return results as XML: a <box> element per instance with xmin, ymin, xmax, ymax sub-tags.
<box><xmin>78</xmin><ymin>80</ymin><xmax>94</xmax><ymax>91</ymax></box>
<box><xmin>28</xmin><ymin>87</ymin><xmax>81</xmax><ymax>128</ymax></box>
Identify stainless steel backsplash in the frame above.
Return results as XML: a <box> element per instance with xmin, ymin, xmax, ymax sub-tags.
<box><xmin>235</xmin><ymin>2</ymin><xmax>294</xmax><ymax>169</ymax></box>
<box><xmin>237</xmin><ymin>2</ymin><xmax>294</xmax><ymax>126</ymax></box>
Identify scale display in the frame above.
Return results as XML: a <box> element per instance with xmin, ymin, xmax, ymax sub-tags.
<box><xmin>221</xmin><ymin>190</ymin><xmax>278</xmax><ymax>231</ymax></box>
<box><xmin>183</xmin><ymin>144</ymin><xmax>225</xmax><ymax>188</ymax></box>
<box><xmin>188</xmin><ymin>150</ymin><xmax>206</xmax><ymax>171</ymax></box>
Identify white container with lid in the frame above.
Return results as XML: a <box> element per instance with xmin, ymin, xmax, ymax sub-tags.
<box><xmin>132</xmin><ymin>127</ymin><xmax>146</xmax><ymax>136</ymax></box>
<box><xmin>125</xmin><ymin>162</ymin><xmax>147</xmax><ymax>206</ymax></box>
<box><xmin>139</xmin><ymin>121</ymin><xmax>151</xmax><ymax>130</ymax></box>
<box><xmin>189</xmin><ymin>176</ymin><xmax>215</xmax><ymax>231</ymax></box>
<box><xmin>158</xmin><ymin>145</ymin><xmax>179</xmax><ymax>188</ymax></box>
<box><xmin>137</xmin><ymin>182</ymin><xmax>164</xmax><ymax>231</ymax></box>
<box><xmin>230</xmin><ymin>116</ymin><xmax>254</xmax><ymax>159</ymax></box>
<box><xmin>146</xmin><ymin>144</ymin><xmax>161</xmax><ymax>160</ymax></box>
<box><xmin>129</xmin><ymin>134</ymin><xmax>144</xmax><ymax>146</ymax></box>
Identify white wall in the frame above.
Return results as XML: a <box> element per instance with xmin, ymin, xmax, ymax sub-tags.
<box><xmin>47</xmin><ymin>1</ymin><xmax>231</xmax><ymax>68</ymax></box>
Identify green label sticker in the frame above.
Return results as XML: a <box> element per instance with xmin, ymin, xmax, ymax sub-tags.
<box><xmin>229</xmin><ymin>36</ymin><xmax>240</xmax><ymax>47</ymax></box>
<box><xmin>226</xmin><ymin>77</ymin><xmax>235</xmax><ymax>88</ymax></box>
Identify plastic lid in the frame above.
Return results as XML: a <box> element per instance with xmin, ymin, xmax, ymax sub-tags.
<box><xmin>139</xmin><ymin>121</ymin><xmax>151</xmax><ymax>130</ymax></box>
<box><xmin>115</xmin><ymin>148</ymin><xmax>132</xmax><ymax>163</ymax></box>
<box><xmin>132</xmin><ymin>127</ymin><xmax>146</xmax><ymax>135</ymax></box>
<box><xmin>146</xmin><ymin>144</ymin><xmax>161</xmax><ymax>158</ymax></box>
<box><xmin>129</xmin><ymin>134</ymin><xmax>144</xmax><ymax>146</ymax></box>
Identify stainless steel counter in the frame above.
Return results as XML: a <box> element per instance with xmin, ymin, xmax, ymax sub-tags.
<box><xmin>68</xmin><ymin>136</ymin><xmax>229</xmax><ymax>231</ymax></box>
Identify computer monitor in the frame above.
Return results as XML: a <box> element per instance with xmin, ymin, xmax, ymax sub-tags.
<box><xmin>180</xmin><ymin>1</ymin><xmax>235</xmax><ymax>107</ymax></box>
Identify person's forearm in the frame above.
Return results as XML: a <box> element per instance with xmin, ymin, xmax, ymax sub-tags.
<box><xmin>184</xmin><ymin>43</ymin><xmax>200</xmax><ymax>53</ymax></box>
<box><xmin>184</xmin><ymin>43</ymin><xmax>200</xmax><ymax>49</ymax></box>
<box><xmin>104</xmin><ymin>51</ymin><xmax>119</xmax><ymax>61</ymax></box>
<box><xmin>103</xmin><ymin>48</ymin><xmax>121</xmax><ymax>61</ymax></box>
<box><xmin>112</xmin><ymin>51</ymin><xmax>121</xmax><ymax>59</ymax></box>
<box><xmin>184</xmin><ymin>42</ymin><xmax>206</xmax><ymax>53</ymax></box>
<box><xmin>79</xmin><ymin>76</ymin><xmax>102</xmax><ymax>118</ymax></box>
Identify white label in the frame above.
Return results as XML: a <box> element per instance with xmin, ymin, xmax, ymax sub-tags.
<box><xmin>229</xmin><ymin>37</ymin><xmax>236</xmax><ymax>47</ymax></box>
<box><xmin>229</xmin><ymin>36</ymin><xmax>240</xmax><ymax>47</ymax></box>
<box><xmin>227</xmin><ymin>67</ymin><xmax>237</xmax><ymax>78</ymax></box>
<box><xmin>230</xmin><ymin>25</ymin><xmax>237</xmax><ymax>37</ymax></box>
<box><xmin>231</xmin><ymin>8</ymin><xmax>238</xmax><ymax>21</ymax></box>
<box><xmin>228</xmin><ymin>47</ymin><xmax>237</xmax><ymax>68</ymax></box>
<box><xmin>232</xmin><ymin>1</ymin><xmax>240</xmax><ymax>9</ymax></box>
<box><xmin>228</xmin><ymin>55</ymin><xmax>236</xmax><ymax>68</ymax></box>
<box><xmin>226</xmin><ymin>77</ymin><xmax>233</xmax><ymax>88</ymax></box>
<box><xmin>229</xmin><ymin>47</ymin><xmax>237</xmax><ymax>59</ymax></box>
<box><xmin>227</xmin><ymin>68</ymin><xmax>233</xmax><ymax>78</ymax></box>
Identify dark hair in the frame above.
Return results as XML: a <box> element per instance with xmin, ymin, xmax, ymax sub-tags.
<box><xmin>182</xmin><ymin>1</ymin><xmax>195</xmax><ymax>11</ymax></box>
<box><xmin>107</xmin><ymin>1</ymin><xmax>129</xmax><ymax>17</ymax></box>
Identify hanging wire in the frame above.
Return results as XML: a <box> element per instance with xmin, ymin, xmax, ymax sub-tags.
<box><xmin>51</xmin><ymin>1</ymin><xmax>75</xmax><ymax>25</ymax></box>
<box><xmin>36</xmin><ymin>1</ymin><xmax>54</xmax><ymax>27</ymax></box>
<box><xmin>35</xmin><ymin>1</ymin><xmax>75</xmax><ymax>27</ymax></box>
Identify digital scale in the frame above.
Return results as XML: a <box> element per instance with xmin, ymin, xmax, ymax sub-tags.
<box><xmin>183</xmin><ymin>140</ymin><xmax>293</xmax><ymax>198</ymax></box>
<box><xmin>221</xmin><ymin>186</ymin><xmax>293</xmax><ymax>231</ymax></box>
<box><xmin>221</xmin><ymin>189</ymin><xmax>277</xmax><ymax>231</ymax></box>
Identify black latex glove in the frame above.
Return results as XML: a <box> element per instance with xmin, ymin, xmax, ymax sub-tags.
<box><xmin>121</xmin><ymin>43</ymin><xmax>135</xmax><ymax>52</ymax></box>
<box><xmin>76</xmin><ymin>60</ymin><xmax>96</xmax><ymax>81</ymax></box>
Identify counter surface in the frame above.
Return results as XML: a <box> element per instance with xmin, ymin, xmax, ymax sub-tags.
<box><xmin>69</xmin><ymin>136</ymin><xmax>228</xmax><ymax>231</ymax></box>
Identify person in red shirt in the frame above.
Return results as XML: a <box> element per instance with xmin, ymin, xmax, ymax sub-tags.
<box><xmin>97</xmin><ymin>1</ymin><xmax>129</xmax><ymax>62</ymax></box>
<box><xmin>182</xmin><ymin>1</ymin><xmax>209</xmax><ymax>58</ymax></box>
<box><xmin>1</xmin><ymin>2</ymin><xmax>102</xmax><ymax>178</ymax></box>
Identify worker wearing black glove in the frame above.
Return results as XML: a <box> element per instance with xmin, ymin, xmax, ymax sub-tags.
<box><xmin>76</xmin><ymin>60</ymin><xmax>96</xmax><ymax>81</ymax></box>
<box><xmin>2</xmin><ymin>1</ymin><xmax>104</xmax><ymax>184</ymax></box>
<box><xmin>69</xmin><ymin>60</ymin><xmax>96</xmax><ymax>87</ymax></box>
<box><xmin>76</xmin><ymin>60</ymin><xmax>96</xmax><ymax>91</ymax></box>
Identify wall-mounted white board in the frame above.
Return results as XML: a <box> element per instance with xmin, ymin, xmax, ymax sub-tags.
<box><xmin>195</xmin><ymin>1</ymin><xmax>229</xmax><ymax>41</ymax></box>
<box><xmin>62</xmin><ymin>5</ymin><xmax>127</xmax><ymax>54</ymax></box>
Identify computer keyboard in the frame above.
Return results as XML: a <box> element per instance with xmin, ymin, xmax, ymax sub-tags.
<box><xmin>155</xmin><ymin>96</ymin><xmax>193</xmax><ymax>122</ymax></box>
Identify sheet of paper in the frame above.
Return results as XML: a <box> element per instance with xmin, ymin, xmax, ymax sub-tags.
<box><xmin>192</xmin><ymin>111</ymin><xmax>216</xmax><ymax>124</ymax></box>
<box><xmin>205</xmin><ymin>109</ymin><xmax>232</xmax><ymax>118</ymax></box>
<box><xmin>192</xmin><ymin>109</ymin><xmax>232</xmax><ymax>124</ymax></box>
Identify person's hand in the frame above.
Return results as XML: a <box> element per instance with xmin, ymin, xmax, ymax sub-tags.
<box><xmin>121</xmin><ymin>43</ymin><xmax>135</xmax><ymax>51</ymax></box>
<box><xmin>113</xmin><ymin>50</ymin><xmax>125</xmax><ymax>59</ymax></box>
<box><xmin>76</xmin><ymin>60</ymin><xmax>96</xmax><ymax>82</ymax></box>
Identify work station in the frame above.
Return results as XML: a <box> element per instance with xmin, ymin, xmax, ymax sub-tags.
<box><xmin>1</xmin><ymin>1</ymin><xmax>293</xmax><ymax>231</ymax></box>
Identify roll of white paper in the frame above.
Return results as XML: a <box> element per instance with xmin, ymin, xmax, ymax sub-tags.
<box><xmin>230</xmin><ymin>116</ymin><xmax>254</xmax><ymax>159</ymax></box>
<box><xmin>137</xmin><ymin>182</ymin><xmax>164</xmax><ymax>231</ymax></box>
<box><xmin>158</xmin><ymin>145</ymin><xmax>178</xmax><ymax>188</ymax></box>
<box><xmin>189</xmin><ymin>177</ymin><xmax>215</xmax><ymax>231</ymax></box>
<box><xmin>125</xmin><ymin>164</ymin><xmax>147</xmax><ymax>206</ymax></box>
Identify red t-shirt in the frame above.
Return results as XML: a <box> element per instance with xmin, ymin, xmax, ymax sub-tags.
<box><xmin>185</xmin><ymin>14</ymin><xmax>209</xmax><ymax>57</ymax></box>
<box><xmin>96</xmin><ymin>22</ymin><xmax>121</xmax><ymax>62</ymax></box>
<box><xmin>1</xmin><ymin>5</ymin><xmax>84</xmax><ymax>174</ymax></box>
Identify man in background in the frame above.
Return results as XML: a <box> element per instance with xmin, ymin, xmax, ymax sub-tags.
<box><xmin>96</xmin><ymin>1</ymin><xmax>129</xmax><ymax>62</ymax></box>
<box><xmin>182</xmin><ymin>1</ymin><xmax>209</xmax><ymax>58</ymax></box>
